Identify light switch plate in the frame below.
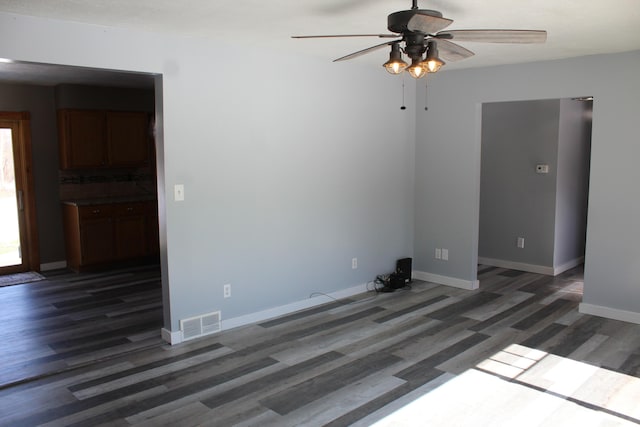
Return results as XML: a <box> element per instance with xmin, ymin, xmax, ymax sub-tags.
<box><xmin>174</xmin><ymin>184</ymin><xmax>184</xmax><ymax>201</ymax></box>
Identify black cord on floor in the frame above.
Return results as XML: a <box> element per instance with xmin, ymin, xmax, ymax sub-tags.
<box><xmin>308</xmin><ymin>276</ymin><xmax>414</xmax><ymax>306</ymax></box>
<box><xmin>309</xmin><ymin>281</ymin><xmax>380</xmax><ymax>305</ymax></box>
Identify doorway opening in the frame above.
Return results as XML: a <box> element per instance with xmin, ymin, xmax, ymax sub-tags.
<box><xmin>0</xmin><ymin>112</ymin><xmax>38</xmax><ymax>275</ymax></box>
<box><xmin>477</xmin><ymin>97</ymin><xmax>593</xmax><ymax>291</ymax></box>
<box><xmin>0</xmin><ymin>127</ymin><xmax>21</xmax><ymax>267</ymax></box>
<box><xmin>0</xmin><ymin>60</ymin><xmax>161</xmax><ymax>279</ymax></box>
<box><xmin>0</xmin><ymin>61</ymin><xmax>168</xmax><ymax>385</ymax></box>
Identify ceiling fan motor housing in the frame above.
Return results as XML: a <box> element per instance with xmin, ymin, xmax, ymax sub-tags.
<box><xmin>387</xmin><ymin>9</ymin><xmax>443</xmax><ymax>34</ymax></box>
<box><xmin>404</xmin><ymin>34</ymin><xmax>427</xmax><ymax>58</ymax></box>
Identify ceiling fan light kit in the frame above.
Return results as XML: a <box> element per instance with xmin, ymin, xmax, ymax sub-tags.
<box><xmin>293</xmin><ymin>0</ymin><xmax>546</xmax><ymax>79</ymax></box>
<box><xmin>424</xmin><ymin>40</ymin><xmax>444</xmax><ymax>73</ymax></box>
<box><xmin>383</xmin><ymin>42</ymin><xmax>408</xmax><ymax>74</ymax></box>
<box><xmin>407</xmin><ymin>57</ymin><xmax>427</xmax><ymax>79</ymax></box>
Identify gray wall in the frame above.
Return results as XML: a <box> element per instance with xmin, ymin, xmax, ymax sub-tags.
<box><xmin>2</xmin><ymin>11</ymin><xmax>638</xmax><ymax>326</ymax></box>
<box><xmin>414</xmin><ymin>50</ymin><xmax>640</xmax><ymax>314</ymax></box>
<box><xmin>479</xmin><ymin>99</ymin><xmax>560</xmax><ymax>268</ymax></box>
<box><xmin>554</xmin><ymin>98</ymin><xmax>591</xmax><ymax>268</ymax></box>
<box><xmin>0</xmin><ymin>82</ymin><xmax>64</xmax><ymax>265</ymax></box>
<box><xmin>0</xmin><ymin>12</ymin><xmax>416</xmax><ymax>331</ymax></box>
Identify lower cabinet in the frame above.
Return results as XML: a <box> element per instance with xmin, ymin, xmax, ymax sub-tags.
<box><xmin>146</xmin><ymin>202</ymin><xmax>160</xmax><ymax>256</ymax></box>
<box><xmin>63</xmin><ymin>201</ymin><xmax>159</xmax><ymax>271</ymax></box>
<box><xmin>113</xmin><ymin>202</ymin><xmax>148</xmax><ymax>260</ymax></box>
<box><xmin>80</xmin><ymin>207</ymin><xmax>115</xmax><ymax>265</ymax></box>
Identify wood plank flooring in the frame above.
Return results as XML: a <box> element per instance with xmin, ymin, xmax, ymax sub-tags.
<box><xmin>1</xmin><ymin>264</ymin><xmax>640</xmax><ymax>426</ymax></box>
<box><xmin>0</xmin><ymin>264</ymin><xmax>164</xmax><ymax>389</ymax></box>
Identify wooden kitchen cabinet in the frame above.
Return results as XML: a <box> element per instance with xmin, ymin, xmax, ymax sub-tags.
<box><xmin>62</xmin><ymin>201</ymin><xmax>159</xmax><ymax>271</ymax></box>
<box><xmin>58</xmin><ymin>110</ymin><xmax>106</xmax><ymax>169</ymax></box>
<box><xmin>79</xmin><ymin>207</ymin><xmax>115</xmax><ymax>265</ymax></box>
<box><xmin>146</xmin><ymin>201</ymin><xmax>160</xmax><ymax>256</ymax></box>
<box><xmin>58</xmin><ymin>109</ymin><xmax>150</xmax><ymax>169</ymax></box>
<box><xmin>107</xmin><ymin>112</ymin><xmax>150</xmax><ymax>167</ymax></box>
<box><xmin>63</xmin><ymin>204</ymin><xmax>115</xmax><ymax>269</ymax></box>
<box><xmin>113</xmin><ymin>202</ymin><xmax>148</xmax><ymax>260</ymax></box>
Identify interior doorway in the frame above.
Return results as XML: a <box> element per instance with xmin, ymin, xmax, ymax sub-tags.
<box><xmin>477</xmin><ymin>98</ymin><xmax>593</xmax><ymax>280</ymax></box>
<box><xmin>0</xmin><ymin>112</ymin><xmax>38</xmax><ymax>275</ymax></box>
<box><xmin>0</xmin><ymin>62</ymin><xmax>168</xmax><ymax>376</ymax></box>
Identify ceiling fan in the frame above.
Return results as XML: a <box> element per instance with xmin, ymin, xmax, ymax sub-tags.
<box><xmin>292</xmin><ymin>0</ymin><xmax>547</xmax><ymax>78</ymax></box>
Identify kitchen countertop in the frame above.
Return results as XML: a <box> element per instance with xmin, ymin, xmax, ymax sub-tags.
<box><xmin>62</xmin><ymin>196</ymin><xmax>157</xmax><ymax>206</ymax></box>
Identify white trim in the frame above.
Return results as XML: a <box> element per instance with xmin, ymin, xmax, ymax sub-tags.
<box><xmin>478</xmin><ymin>256</ymin><xmax>584</xmax><ymax>276</ymax></box>
<box><xmin>412</xmin><ymin>270</ymin><xmax>479</xmax><ymax>290</ymax></box>
<box><xmin>579</xmin><ymin>303</ymin><xmax>640</xmax><ymax>325</ymax></box>
<box><xmin>162</xmin><ymin>282</ymin><xmax>371</xmax><ymax>344</ymax></box>
<box><xmin>221</xmin><ymin>282</ymin><xmax>370</xmax><ymax>331</ymax></box>
<box><xmin>553</xmin><ymin>257</ymin><xmax>584</xmax><ymax>276</ymax></box>
<box><xmin>478</xmin><ymin>257</ymin><xmax>554</xmax><ymax>275</ymax></box>
<box><xmin>40</xmin><ymin>260</ymin><xmax>67</xmax><ymax>271</ymax></box>
<box><xmin>161</xmin><ymin>327</ymin><xmax>182</xmax><ymax>345</ymax></box>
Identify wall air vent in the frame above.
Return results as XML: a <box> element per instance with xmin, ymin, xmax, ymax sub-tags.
<box><xmin>180</xmin><ymin>311</ymin><xmax>221</xmax><ymax>341</ymax></box>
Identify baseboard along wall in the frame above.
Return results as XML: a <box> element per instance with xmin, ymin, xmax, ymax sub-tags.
<box><xmin>478</xmin><ymin>256</ymin><xmax>584</xmax><ymax>276</ymax></box>
<box><xmin>40</xmin><ymin>261</ymin><xmax>67</xmax><ymax>271</ymax></box>
<box><xmin>412</xmin><ymin>270</ymin><xmax>479</xmax><ymax>290</ymax></box>
<box><xmin>162</xmin><ymin>281</ymin><xmax>371</xmax><ymax>345</ymax></box>
<box><xmin>579</xmin><ymin>302</ymin><xmax>640</xmax><ymax>325</ymax></box>
<box><xmin>162</xmin><ymin>269</ymin><xmax>482</xmax><ymax>345</ymax></box>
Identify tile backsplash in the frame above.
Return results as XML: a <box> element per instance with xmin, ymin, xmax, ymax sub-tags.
<box><xmin>59</xmin><ymin>168</ymin><xmax>156</xmax><ymax>201</ymax></box>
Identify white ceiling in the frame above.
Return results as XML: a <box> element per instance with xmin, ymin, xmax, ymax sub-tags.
<box><xmin>0</xmin><ymin>0</ymin><xmax>639</xmax><ymax>87</ymax></box>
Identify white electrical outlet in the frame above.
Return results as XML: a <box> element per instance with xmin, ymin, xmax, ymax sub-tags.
<box><xmin>536</xmin><ymin>164</ymin><xmax>550</xmax><ymax>174</ymax></box>
<box><xmin>442</xmin><ymin>249</ymin><xmax>449</xmax><ymax>261</ymax></box>
<box><xmin>174</xmin><ymin>184</ymin><xmax>185</xmax><ymax>201</ymax></box>
<box><xmin>223</xmin><ymin>284</ymin><xmax>231</xmax><ymax>298</ymax></box>
<box><xmin>352</xmin><ymin>258</ymin><xmax>358</xmax><ymax>269</ymax></box>
<box><xmin>435</xmin><ymin>248</ymin><xmax>442</xmax><ymax>260</ymax></box>
<box><xmin>517</xmin><ymin>237</ymin><xmax>525</xmax><ymax>248</ymax></box>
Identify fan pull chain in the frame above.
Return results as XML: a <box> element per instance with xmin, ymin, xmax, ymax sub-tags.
<box><xmin>424</xmin><ymin>79</ymin><xmax>429</xmax><ymax>111</ymax></box>
<box><xmin>400</xmin><ymin>76</ymin><xmax>406</xmax><ymax>110</ymax></box>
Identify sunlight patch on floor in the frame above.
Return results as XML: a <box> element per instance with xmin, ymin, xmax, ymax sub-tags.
<box><xmin>370</xmin><ymin>344</ymin><xmax>640</xmax><ymax>426</ymax></box>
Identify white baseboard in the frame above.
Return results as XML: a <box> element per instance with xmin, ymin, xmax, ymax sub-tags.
<box><xmin>478</xmin><ymin>257</ymin><xmax>584</xmax><ymax>277</ymax></box>
<box><xmin>579</xmin><ymin>303</ymin><xmax>640</xmax><ymax>325</ymax></box>
<box><xmin>553</xmin><ymin>257</ymin><xmax>584</xmax><ymax>276</ymax></box>
<box><xmin>221</xmin><ymin>282</ymin><xmax>370</xmax><ymax>331</ymax></box>
<box><xmin>161</xmin><ymin>281</ymin><xmax>370</xmax><ymax>345</ymax></box>
<box><xmin>40</xmin><ymin>260</ymin><xmax>67</xmax><ymax>271</ymax></box>
<box><xmin>161</xmin><ymin>327</ymin><xmax>183</xmax><ymax>345</ymax></box>
<box><xmin>413</xmin><ymin>270</ymin><xmax>479</xmax><ymax>290</ymax></box>
<box><xmin>478</xmin><ymin>257</ymin><xmax>554</xmax><ymax>276</ymax></box>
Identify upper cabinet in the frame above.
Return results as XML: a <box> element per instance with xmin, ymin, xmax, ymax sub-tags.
<box><xmin>58</xmin><ymin>109</ymin><xmax>105</xmax><ymax>169</ymax></box>
<box><xmin>58</xmin><ymin>109</ymin><xmax>150</xmax><ymax>169</ymax></box>
<box><xmin>107</xmin><ymin>112</ymin><xmax>150</xmax><ymax>167</ymax></box>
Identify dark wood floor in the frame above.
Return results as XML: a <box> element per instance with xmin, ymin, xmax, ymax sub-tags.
<box><xmin>0</xmin><ymin>264</ymin><xmax>164</xmax><ymax>390</ymax></box>
<box><xmin>1</xmin><ymin>264</ymin><xmax>639</xmax><ymax>426</ymax></box>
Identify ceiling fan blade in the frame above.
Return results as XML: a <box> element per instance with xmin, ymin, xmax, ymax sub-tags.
<box><xmin>407</xmin><ymin>13</ymin><xmax>453</xmax><ymax>34</ymax></box>
<box><xmin>435</xmin><ymin>39</ymin><xmax>475</xmax><ymax>62</ymax></box>
<box><xmin>292</xmin><ymin>34</ymin><xmax>399</xmax><ymax>39</ymax></box>
<box><xmin>333</xmin><ymin>41</ymin><xmax>397</xmax><ymax>62</ymax></box>
<box><xmin>437</xmin><ymin>30</ymin><xmax>547</xmax><ymax>43</ymax></box>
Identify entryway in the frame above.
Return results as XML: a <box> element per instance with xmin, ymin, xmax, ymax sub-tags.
<box><xmin>478</xmin><ymin>98</ymin><xmax>593</xmax><ymax>280</ymax></box>
<box><xmin>0</xmin><ymin>112</ymin><xmax>38</xmax><ymax>276</ymax></box>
